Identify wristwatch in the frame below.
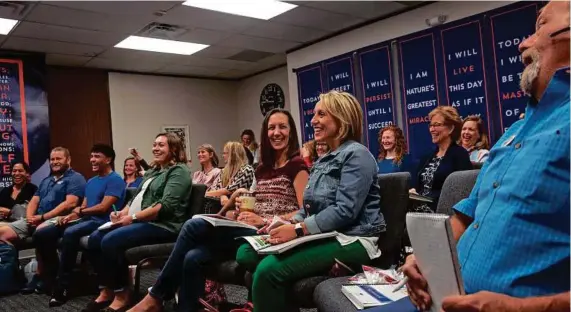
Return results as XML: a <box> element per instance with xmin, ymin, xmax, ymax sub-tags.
<box><xmin>131</xmin><ymin>214</ymin><xmax>138</xmax><ymax>223</ymax></box>
<box><xmin>295</xmin><ymin>223</ymin><xmax>305</xmax><ymax>237</ymax></box>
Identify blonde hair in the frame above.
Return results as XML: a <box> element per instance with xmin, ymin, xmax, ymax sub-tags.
<box><xmin>317</xmin><ymin>90</ymin><xmax>363</xmax><ymax>143</ymax></box>
<box><xmin>459</xmin><ymin>115</ymin><xmax>490</xmax><ymax>150</ymax></box>
<box><xmin>428</xmin><ymin>106</ymin><xmax>462</xmax><ymax>142</ymax></box>
<box><xmin>221</xmin><ymin>141</ymin><xmax>248</xmax><ymax>187</ymax></box>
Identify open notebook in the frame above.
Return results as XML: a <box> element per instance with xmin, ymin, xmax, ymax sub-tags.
<box><xmin>406</xmin><ymin>213</ymin><xmax>464</xmax><ymax>312</ymax></box>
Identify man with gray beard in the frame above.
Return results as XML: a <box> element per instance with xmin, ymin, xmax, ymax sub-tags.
<box><xmin>403</xmin><ymin>0</ymin><xmax>570</xmax><ymax>311</ymax></box>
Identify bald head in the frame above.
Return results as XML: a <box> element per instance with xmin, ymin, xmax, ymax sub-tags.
<box><xmin>519</xmin><ymin>0</ymin><xmax>570</xmax><ymax>100</ymax></box>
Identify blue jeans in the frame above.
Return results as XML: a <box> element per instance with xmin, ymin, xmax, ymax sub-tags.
<box><xmin>87</xmin><ymin>223</ymin><xmax>176</xmax><ymax>292</ymax></box>
<box><xmin>32</xmin><ymin>219</ymin><xmax>103</xmax><ymax>286</ymax></box>
<box><xmin>149</xmin><ymin>218</ymin><xmax>256</xmax><ymax>312</ymax></box>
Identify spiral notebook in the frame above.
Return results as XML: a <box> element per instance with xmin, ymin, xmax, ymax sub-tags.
<box><xmin>405</xmin><ymin>213</ymin><xmax>465</xmax><ymax>312</ymax></box>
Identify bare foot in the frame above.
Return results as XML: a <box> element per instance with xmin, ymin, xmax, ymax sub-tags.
<box><xmin>96</xmin><ymin>288</ymin><xmax>114</xmax><ymax>303</ymax></box>
<box><xmin>128</xmin><ymin>294</ymin><xmax>162</xmax><ymax>312</ymax></box>
<box><xmin>109</xmin><ymin>290</ymin><xmax>131</xmax><ymax>310</ymax></box>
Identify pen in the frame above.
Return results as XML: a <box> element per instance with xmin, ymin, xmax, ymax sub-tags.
<box><xmin>112</xmin><ymin>204</ymin><xmax>118</xmax><ymax>217</ymax></box>
<box><xmin>392</xmin><ymin>276</ymin><xmax>409</xmax><ymax>293</ymax></box>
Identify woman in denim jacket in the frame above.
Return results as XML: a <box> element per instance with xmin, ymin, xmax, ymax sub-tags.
<box><xmin>236</xmin><ymin>90</ymin><xmax>386</xmax><ymax>312</ymax></box>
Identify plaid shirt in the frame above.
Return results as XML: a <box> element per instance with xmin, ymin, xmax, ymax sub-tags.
<box><xmin>454</xmin><ymin>67</ymin><xmax>570</xmax><ymax>297</ymax></box>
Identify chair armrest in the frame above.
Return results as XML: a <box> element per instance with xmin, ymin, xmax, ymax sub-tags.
<box><xmin>125</xmin><ymin>243</ymin><xmax>176</xmax><ymax>264</ymax></box>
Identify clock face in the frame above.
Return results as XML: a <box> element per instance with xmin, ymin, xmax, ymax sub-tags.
<box><xmin>260</xmin><ymin>83</ymin><xmax>285</xmax><ymax>116</ymax></box>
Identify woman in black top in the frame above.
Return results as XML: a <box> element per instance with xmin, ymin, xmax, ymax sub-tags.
<box><xmin>0</xmin><ymin>162</ymin><xmax>38</xmax><ymax>220</ymax></box>
<box><xmin>410</xmin><ymin>106</ymin><xmax>472</xmax><ymax>212</ymax></box>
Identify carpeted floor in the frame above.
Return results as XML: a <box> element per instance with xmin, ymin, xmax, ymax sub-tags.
<box><xmin>0</xmin><ymin>269</ymin><xmax>316</xmax><ymax>312</ymax></box>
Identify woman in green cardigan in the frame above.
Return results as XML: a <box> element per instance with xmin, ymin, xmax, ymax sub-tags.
<box><xmin>82</xmin><ymin>133</ymin><xmax>192</xmax><ymax>312</ymax></box>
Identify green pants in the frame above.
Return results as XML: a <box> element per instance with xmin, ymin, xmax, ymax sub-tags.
<box><xmin>236</xmin><ymin>238</ymin><xmax>371</xmax><ymax>312</ymax></box>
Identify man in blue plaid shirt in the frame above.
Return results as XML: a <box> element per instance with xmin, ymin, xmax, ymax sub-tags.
<box><xmin>404</xmin><ymin>1</ymin><xmax>570</xmax><ymax>311</ymax></box>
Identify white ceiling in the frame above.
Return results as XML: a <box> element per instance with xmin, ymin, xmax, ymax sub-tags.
<box><xmin>0</xmin><ymin>1</ymin><xmax>419</xmax><ymax>79</ymax></box>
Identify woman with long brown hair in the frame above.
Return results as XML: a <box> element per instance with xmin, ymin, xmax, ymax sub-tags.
<box><xmin>377</xmin><ymin>125</ymin><xmax>414</xmax><ymax>174</ymax></box>
<box><xmin>459</xmin><ymin>115</ymin><xmax>490</xmax><ymax>164</ymax></box>
<box><xmin>193</xmin><ymin>144</ymin><xmax>221</xmax><ymax>189</ymax></box>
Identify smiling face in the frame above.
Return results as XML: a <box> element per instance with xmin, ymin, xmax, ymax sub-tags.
<box><xmin>124</xmin><ymin>159</ymin><xmax>137</xmax><ymax>176</ymax></box>
<box><xmin>429</xmin><ymin>113</ymin><xmax>452</xmax><ymax>144</ymax></box>
<box><xmin>461</xmin><ymin>120</ymin><xmax>480</xmax><ymax>148</ymax></box>
<box><xmin>267</xmin><ymin>112</ymin><xmax>290</xmax><ymax>152</ymax></box>
<box><xmin>11</xmin><ymin>163</ymin><xmax>27</xmax><ymax>186</ymax></box>
<box><xmin>241</xmin><ymin>134</ymin><xmax>252</xmax><ymax>147</ymax></box>
<box><xmin>197</xmin><ymin>148</ymin><xmax>213</xmax><ymax>165</ymax></box>
<box><xmin>90</xmin><ymin>152</ymin><xmax>110</xmax><ymax>173</ymax></box>
<box><xmin>152</xmin><ymin>135</ymin><xmax>170</xmax><ymax>165</ymax></box>
<box><xmin>50</xmin><ymin>150</ymin><xmax>69</xmax><ymax>175</ymax></box>
<box><xmin>315</xmin><ymin>142</ymin><xmax>328</xmax><ymax>157</ymax></box>
<box><xmin>381</xmin><ymin>130</ymin><xmax>396</xmax><ymax>152</ymax></box>
<box><xmin>311</xmin><ymin>101</ymin><xmax>339</xmax><ymax>145</ymax></box>
<box><xmin>519</xmin><ymin>1</ymin><xmax>570</xmax><ymax>99</ymax></box>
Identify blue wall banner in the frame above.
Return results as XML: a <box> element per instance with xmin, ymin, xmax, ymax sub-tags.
<box><xmin>399</xmin><ymin>33</ymin><xmax>441</xmax><ymax>160</ymax></box>
<box><xmin>297</xmin><ymin>65</ymin><xmax>323</xmax><ymax>142</ymax></box>
<box><xmin>489</xmin><ymin>3</ymin><xmax>539</xmax><ymax>133</ymax></box>
<box><xmin>0</xmin><ymin>57</ymin><xmax>49</xmax><ymax>187</ymax></box>
<box><xmin>359</xmin><ymin>45</ymin><xmax>395</xmax><ymax>157</ymax></box>
<box><xmin>440</xmin><ymin>20</ymin><xmax>491</xmax><ymax>136</ymax></box>
<box><xmin>324</xmin><ymin>56</ymin><xmax>355</xmax><ymax>94</ymax></box>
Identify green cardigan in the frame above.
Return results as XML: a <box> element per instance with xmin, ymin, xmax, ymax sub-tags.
<box><xmin>131</xmin><ymin>163</ymin><xmax>192</xmax><ymax>233</ymax></box>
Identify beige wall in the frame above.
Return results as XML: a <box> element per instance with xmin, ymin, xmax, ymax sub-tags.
<box><xmin>286</xmin><ymin>1</ymin><xmax>515</xmax><ymax>142</ymax></box>
<box><xmin>236</xmin><ymin>66</ymin><xmax>289</xmax><ymax>139</ymax></box>
<box><xmin>109</xmin><ymin>72</ymin><xmax>238</xmax><ymax>174</ymax></box>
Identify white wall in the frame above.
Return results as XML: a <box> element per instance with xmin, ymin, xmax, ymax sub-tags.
<box><xmin>109</xmin><ymin>72</ymin><xmax>238</xmax><ymax>174</ymax></box>
<box><xmin>236</xmin><ymin>66</ymin><xmax>289</xmax><ymax>138</ymax></box>
<box><xmin>287</xmin><ymin>1</ymin><xmax>515</xmax><ymax>141</ymax></box>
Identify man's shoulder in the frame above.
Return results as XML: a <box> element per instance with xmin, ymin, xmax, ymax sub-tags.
<box><xmin>64</xmin><ymin>169</ymin><xmax>86</xmax><ymax>182</ymax></box>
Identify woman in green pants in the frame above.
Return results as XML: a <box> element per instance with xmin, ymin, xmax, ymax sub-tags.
<box><xmin>235</xmin><ymin>90</ymin><xmax>387</xmax><ymax>312</ymax></box>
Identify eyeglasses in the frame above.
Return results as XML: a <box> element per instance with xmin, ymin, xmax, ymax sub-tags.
<box><xmin>428</xmin><ymin>122</ymin><xmax>446</xmax><ymax>129</ymax></box>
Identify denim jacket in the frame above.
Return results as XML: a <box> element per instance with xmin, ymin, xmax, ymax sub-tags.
<box><xmin>294</xmin><ymin>140</ymin><xmax>386</xmax><ymax>237</ymax></box>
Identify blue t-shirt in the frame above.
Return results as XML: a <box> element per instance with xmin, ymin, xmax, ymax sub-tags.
<box><xmin>126</xmin><ymin>176</ymin><xmax>143</xmax><ymax>189</ymax></box>
<box><xmin>85</xmin><ymin>171</ymin><xmax>126</xmax><ymax>222</ymax></box>
<box><xmin>35</xmin><ymin>169</ymin><xmax>86</xmax><ymax>215</ymax></box>
<box><xmin>377</xmin><ymin>155</ymin><xmax>415</xmax><ymax>176</ymax></box>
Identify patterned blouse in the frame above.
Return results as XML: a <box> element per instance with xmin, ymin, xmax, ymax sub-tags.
<box><xmin>416</xmin><ymin>155</ymin><xmax>443</xmax><ymax>213</ymax></box>
<box><xmin>253</xmin><ymin>156</ymin><xmax>308</xmax><ymax>218</ymax></box>
<box><xmin>193</xmin><ymin>167</ymin><xmax>221</xmax><ymax>190</ymax></box>
<box><xmin>210</xmin><ymin>165</ymin><xmax>255</xmax><ymax>194</ymax></box>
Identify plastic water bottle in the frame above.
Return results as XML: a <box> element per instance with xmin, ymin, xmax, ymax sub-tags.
<box><xmin>24</xmin><ymin>258</ymin><xmax>38</xmax><ymax>283</ymax></box>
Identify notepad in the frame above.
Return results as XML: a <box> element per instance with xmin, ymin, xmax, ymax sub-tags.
<box><xmin>405</xmin><ymin>213</ymin><xmax>464</xmax><ymax>312</ymax></box>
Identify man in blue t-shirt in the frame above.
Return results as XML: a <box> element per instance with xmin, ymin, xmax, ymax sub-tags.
<box><xmin>31</xmin><ymin>144</ymin><xmax>126</xmax><ymax>306</ymax></box>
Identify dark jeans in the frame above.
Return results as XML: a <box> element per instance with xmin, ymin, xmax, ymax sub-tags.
<box><xmin>87</xmin><ymin>223</ymin><xmax>176</xmax><ymax>292</ymax></box>
<box><xmin>33</xmin><ymin>219</ymin><xmax>103</xmax><ymax>286</ymax></box>
<box><xmin>149</xmin><ymin>218</ymin><xmax>256</xmax><ymax>312</ymax></box>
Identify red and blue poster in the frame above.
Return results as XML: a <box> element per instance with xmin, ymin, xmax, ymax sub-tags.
<box><xmin>297</xmin><ymin>65</ymin><xmax>323</xmax><ymax>142</ymax></box>
<box><xmin>399</xmin><ymin>33</ymin><xmax>440</xmax><ymax>160</ymax></box>
<box><xmin>0</xmin><ymin>56</ymin><xmax>49</xmax><ymax>187</ymax></box>
<box><xmin>490</xmin><ymin>3</ymin><xmax>539</xmax><ymax>133</ymax></box>
<box><xmin>359</xmin><ymin>45</ymin><xmax>395</xmax><ymax>157</ymax></box>
<box><xmin>440</xmin><ymin>20</ymin><xmax>491</xmax><ymax>136</ymax></box>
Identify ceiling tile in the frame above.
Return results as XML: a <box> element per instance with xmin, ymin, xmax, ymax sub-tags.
<box><xmin>42</xmin><ymin>1</ymin><xmax>181</xmax><ymax>16</ymax></box>
<box><xmin>220</xmin><ymin>34</ymin><xmax>299</xmax><ymax>53</ymax></box>
<box><xmin>157</xmin><ymin>5</ymin><xmax>260</xmax><ymax>33</ymax></box>
<box><xmin>215</xmin><ymin>69</ymin><xmax>250</xmax><ymax>79</ymax></box>
<box><xmin>45</xmin><ymin>53</ymin><xmax>92</xmax><ymax>66</ymax></box>
<box><xmin>242</xmin><ymin>21</ymin><xmax>328</xmax><ymax>42</ymax></box>
<box><xmin>154</xmin><ymin>64</ymin><xmax>222</xmax><ymax>76</ymax></box>
<box><xmin>271</xmin><ymin>6</ymin><xmax>365</xmax><ymax>32</ymax></box>
<box><xmin>85</xmin><ymin>56</ymin><xmax>167</xmax><ymax>72</ymax></box>
<box><xmin>12</xmin><ymin>22</ymin><xmax>126</xmax><ymax>47</ymax></box>
<box><xmin>179</xmin><ymin>56</ymin><xmax>256</xmax><ymax>70</ymax></box>
<box><xmin>25</xmin><ymin>4</ymin><xmax>153</xmax><ymax>33</ymax></box>
<box><xmin>174</xmin><ymin>28</ymin><xmax>232</xmax><ymax>45</ymax></box>
<box><xmin>2</xmin><ymin>37</ymin><xmax>105</xmax><ymax>56</ymax></box>
<box><xmin>97</xmin><ymin>48</ymin><xmax>190</xmax><ymax>64</ymax></box>
<box><xmin>296</xmin><ymin>1</ymin><xmax>406</xmax><ymax>19</ymax></box>
<box><xmin>192</xmin><ymin>45</ymin><xmax>244</xmax><ymax>59</ymax></box>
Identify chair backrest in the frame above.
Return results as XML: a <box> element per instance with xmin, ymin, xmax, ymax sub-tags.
<box><xmin>436</xmin><ymin>170</ymin><xmax>480</xmax><ymax>215</ymax></box>
<box><xmin>375</xmin><ymin>172</ymin><xmax>411</xmax><ymax>268</ymax></box>
<box><xmin>188</xmin><ymin>184</ymin><xmax>207</xmax><ymax>217</ymax></box>
<box><xmin>124</xmin><ymin>188</ymin><xmax>138</xmax><ymax>208</ymax></box>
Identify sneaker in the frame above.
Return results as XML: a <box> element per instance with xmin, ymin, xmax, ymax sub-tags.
<box><xmin>48</xmin><ymin>285</ymin><xmax>68</xmax><ymax>307</ymax></box>
<box><xmin>21</xmin><ymin>274</ymin><xmax>43</xmax><ymax>294</ymax></box>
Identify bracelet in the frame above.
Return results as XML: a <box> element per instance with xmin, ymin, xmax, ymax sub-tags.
<box><xmin>40</xmin><ymin>214</ymin><xmax>45</xmax><ymax>221</ymax></box>
<box><xmin>78</xmin><ymin>208</ymin><xmax>85</xmax><ymax>217</ymax></box>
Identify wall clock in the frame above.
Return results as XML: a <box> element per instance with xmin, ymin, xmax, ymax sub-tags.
<box><xmin>259</xmin><ymin>83</ymin><xmax>285</xmax><ymax>116</ymax></box>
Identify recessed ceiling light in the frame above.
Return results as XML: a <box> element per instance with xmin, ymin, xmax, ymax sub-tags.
<box><xmin>0</xmin><ymin>18</ymin><xmax>18</xmax><ymax>35</ymax></box>
<box><xmin>182</xmin><ymin>0</ymin><xmax>297</xmax><ymax>20</ymax></box>
<box><xmin>115</xmin><ymin>36</ymin><xmax>209</xmax><ymax>55</ymax></box>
